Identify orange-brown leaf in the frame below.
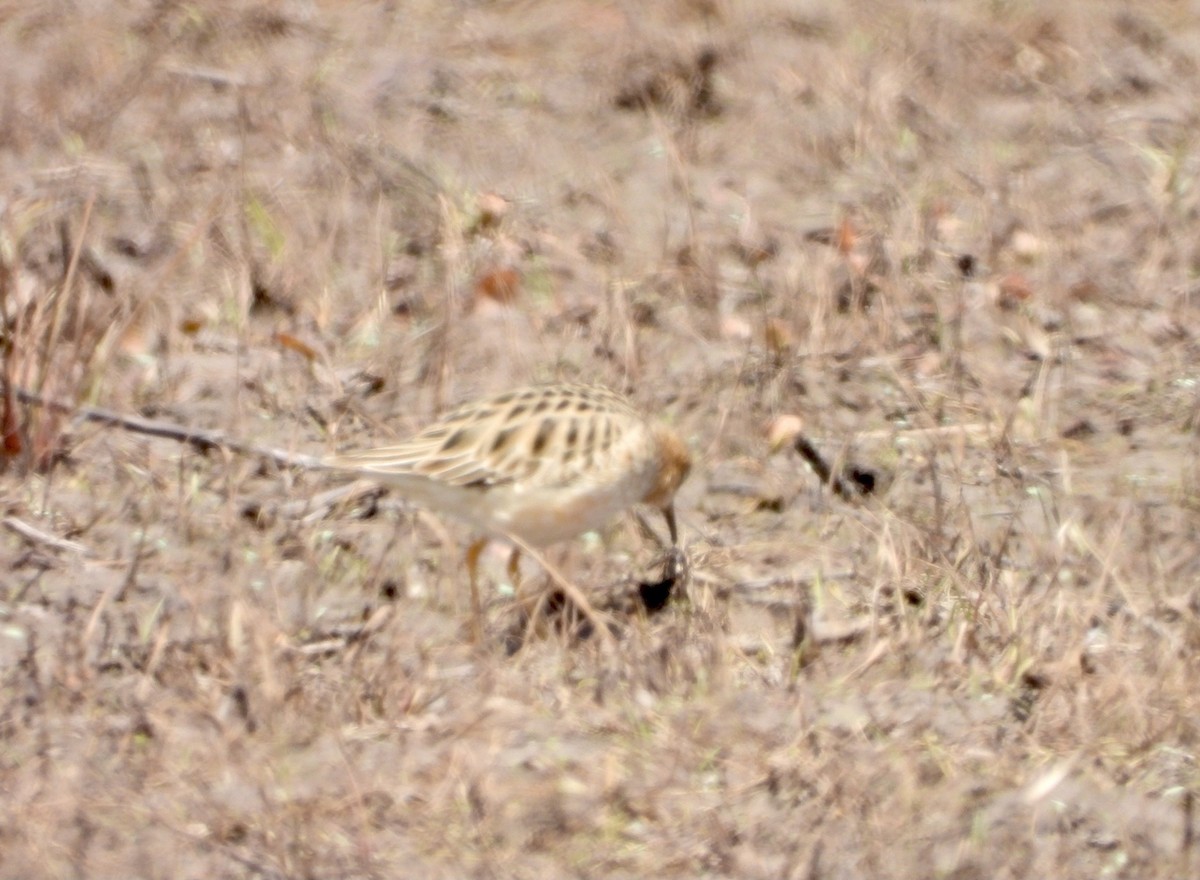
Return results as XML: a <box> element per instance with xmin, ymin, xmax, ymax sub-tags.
<box><xmin>274</xmin><ymin>331</ymin><xmax>318</xmax><ymax>362</ymax></box>
<box><xmin>475</xmin><ymin>267</ymin><xmax>521</xmax><ymax>305</ymax></box>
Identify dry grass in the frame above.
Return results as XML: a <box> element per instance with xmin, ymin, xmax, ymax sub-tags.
<box><xmin>3</xmin><ymin>0</ymin><xmax>1200</xmax><ymax>877</ymax></box>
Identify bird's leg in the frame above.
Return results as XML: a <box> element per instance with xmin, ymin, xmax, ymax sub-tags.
<box><xmin>507</xmin><ymin>547</ymin><xmax>542</xmax><ymax>638</ymax></box>
<box><xmin>506</xmin><ymin>548</ymin><xmax>522</xmax><ymax>591</ymax></box>
<box><xmin>663</xmin><ymin>502</ymin><xmax>679</xmax><ymax>546</ymax></box>
<box><xmin>662</xmin><ymin>503</ymin><xmax>688</xmax><ymax>582</ymax></box>
<box><xmin>465</xmin><ymin>537</ymin><xmax>488</xmax><ymax>643</ymax></box>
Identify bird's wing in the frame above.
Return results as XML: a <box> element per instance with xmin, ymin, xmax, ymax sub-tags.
<box><xmin>325</xmin><ymin>383</ymin><xmax>647</xmax><ymax>490</ymax></box>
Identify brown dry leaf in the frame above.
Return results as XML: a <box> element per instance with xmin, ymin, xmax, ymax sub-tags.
<box><xmin>763</xmin><ymin>317</ymin><xmax>793</xmax><ymax>356</ymax></box>
<box><xmin>474</xmin><ymin>267</ymin><xmax>521</xmax><ymax>306</ymax></box>
<box><xmin>1068</xmin><ymin>278</ymin><xmax>1101</xmax><ymax>302</ymax></box>
<box><xmin>274</xmin><ymin>331</ymin><xmax>318</xmax><ymax>362</ymax></box>
<box><xmin>179</xmin><ymin>316</ymin><xmax>206</xmax><ymax>335</ymax></box>
<box><xmin>836</xmin><ymin>216</ymin><xmax>858</xmax><ymax>255</ymax></box>
<box><xmin>997</xmin><ymin>272</ymin><xmax>1033</xmax><ymax>310</ymax></box>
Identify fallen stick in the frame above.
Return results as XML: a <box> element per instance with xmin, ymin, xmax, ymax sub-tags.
<box><xmin>7</xmin><ymin>383</ymin><xmax>324</xmax><ymax>471</ymax></box>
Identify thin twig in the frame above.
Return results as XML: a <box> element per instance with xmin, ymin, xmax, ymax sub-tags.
<box><xmin>43</xmin><ymin>197</ymin><xmax>94</xmax><ymax>393</ymax></box>
<box><xmin>854</xmin><ymin>421</ymin><xmax>997</xmax><ymax>443</ymax></box>
<box><xmin>2</xmin><ymin>516</ymin><xmax>92</xmax><ymax>556</ymax></box>
<box><xmin>507</xmin><ymin>534</ymin><xmax>617</xmax><ymax>650</ymax></box>
<box><xmin>790</xmin><ymin>433</ymin><xmax>877</xmax><ymax>501</ymax></box>
<box><xmin>6</xmin><ymin>383</ymin><xmax>324</xmax><ymax>472</ymax></box>
<box><xmin>253</xmin><ymin>481</ymin><xmax>391</xmax><ymax>524</ymax></box>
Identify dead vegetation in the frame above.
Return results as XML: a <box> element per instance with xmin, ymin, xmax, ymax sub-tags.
<box><xmin>2</xmin><ymin>0</ymin><xmax>1200</xmax><ymax>877</ymax></box>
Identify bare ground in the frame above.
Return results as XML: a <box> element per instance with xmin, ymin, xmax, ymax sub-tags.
<box><xmin>2</xmin><ymin>1</ymin><xmax>1200</xmax><ymax>877</ymax></box>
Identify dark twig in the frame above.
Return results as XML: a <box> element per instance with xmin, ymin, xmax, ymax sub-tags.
<box><xmin>6</xmin><ymin>383</ymin><xmax>324</xmax><ymax>472</ymax></box>
<box><xmin>790</xmin><ymin>433</ymin><xmax>878</xmax><ymax>501</ymax></box>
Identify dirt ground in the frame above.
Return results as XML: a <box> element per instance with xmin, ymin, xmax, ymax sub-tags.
<box><xmin>3</xmin><ymin>1</ymin><xmax>1200</xmax><ymax>877</ymax></box>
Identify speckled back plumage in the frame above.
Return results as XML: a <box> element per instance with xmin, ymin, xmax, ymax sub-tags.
<box><xmin>331</xmin><ymin>384</ymin><xmax>644</xmax><ymax>487</ymax></box>
<box><xmin>323</xmin><ymin>383</ymin><xmax>690</xmax><ymax>547</ymax></box>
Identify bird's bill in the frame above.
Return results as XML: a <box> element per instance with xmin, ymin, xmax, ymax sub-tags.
<box><xmin>663</xmin><ymin>503</ymin><xmax>679</xmax><ymax>546</ymax></box>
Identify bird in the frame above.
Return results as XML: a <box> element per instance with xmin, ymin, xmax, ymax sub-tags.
<box><xmin>322</xmin><ymin>382</ymin><xmax>692</xmax><ymax>638</ymax></box>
